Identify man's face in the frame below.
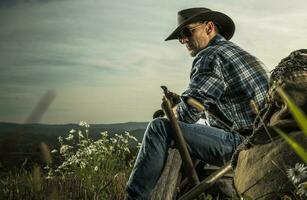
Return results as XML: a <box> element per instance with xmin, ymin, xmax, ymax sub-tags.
<box><xmin>179</xmin><ymin>22</ymin><xmax>211</xmax><ymax>57</ymax></box>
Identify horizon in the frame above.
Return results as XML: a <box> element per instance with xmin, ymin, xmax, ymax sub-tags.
<box><xmin>1</xmin><ymin>0</ymin><xmax>307</xmax><ymax>124</ymax></box>
<box><xmin>0</xmin><ymin>120</ymin><xmax>149</xmax><ymax>125</ymax></box>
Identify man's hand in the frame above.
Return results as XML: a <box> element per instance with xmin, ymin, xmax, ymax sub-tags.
<box><xmin>153</xmin><ymin>86</ymin><xmax>181</xmax><ymax>119</ymax></box>
<box><xmin>153</xmin><ymin>109</ymin><xmax>164</xmax><ymax>119</ymax></box>
<box><xmin>153</xmin><ymin>106</ymin><xmax>178</xmax><ymax>119</ymax></box>
<box><xmin>166</xmin><ymin>92</ymin><xmax>181</xmax><ymax>107</ymax></box>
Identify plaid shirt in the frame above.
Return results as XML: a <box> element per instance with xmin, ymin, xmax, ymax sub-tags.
<box><xmin>176</xmin><ymin>34</ymin><xmax>269</xmax><ymax>132</ymax></box>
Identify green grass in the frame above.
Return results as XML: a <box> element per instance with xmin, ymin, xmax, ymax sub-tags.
<box><xmin>274</xmin><ymin>88</ymin><xmax>307</xmax><ymax>163</ymax></box>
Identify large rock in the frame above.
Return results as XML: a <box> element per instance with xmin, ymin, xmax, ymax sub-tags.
<box><xmin>234</xmin><ymin>131</ymin><xmax>307</xmax><ymax>199</ymax></box>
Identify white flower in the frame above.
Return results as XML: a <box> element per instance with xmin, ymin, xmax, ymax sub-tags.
<box><xmin>60</xmin><ymin>145</ymin><xmax>73</xmax><ymax>154</ymax></box>
<box><xmin>125</xmin><ymin>131</ymin><xmax>130</xmax><ymax>136</ymax></box>
<box><xmin>124</xmin><ymin>147</ymin><xmax>130</xmax><ymax>153</ymax></box>
<box><xmin>297</xmin><ymin>181</ymin><xmax>307</xmax><ymax>197</ymax></box>
<box><xmin>125</xmin><ymin>131</ymin><xmax>137</xmax><ymax>141</ymax></box>
<box><xmin>110</xmin><ymin>138</ymin><xmax>117</xmax><ymax>143</ymax></box>
<box><xmin>51</xmin><ymin>149</ymin><xmax>58</xmax><ymax>153</ymax></box>
<box><xmin>58</xmin><ymin>136</ymin><xmax>63</xmax><ymax>143</ymax></box>
<box><xmin>79</xmin><ymin>121</ymin><xmax>90</xmax><ymax>128</ymax></box>
<box><xmin>46</xmin><ymin>175</ymin><xmax>53</xmax><ymax>180</ymax></box>
<box><xmin>100</xmin><ymin>131</ymin><xmax>108</xmax><ymax>137</ymax></box>
<box><xmin>287</xmin><ymin>163</ymin><xmax>307</xmax><ymax>184</ymax></box>
<box><xmin>65</xmin><ymin>134</ymin><xmax>74</xmax><ymax>141</ymax></box>
<box><xmin>79</xmin><ymin>121</ymin><xmax>85</xmax><ymax>126</ymax></box>
<box><xmin>80</xmin><ymin>161</ymin><xmax>86</xmax><ymax>169</ymax></box>
<box><xmin>94</xmin><ymin>166</ymin><xmax>98</xmax><ymax>171</ymax></box>
<box><xmin>78</xmin><ymin>131</ymin><xmax>84</xmax><ymax>138</ymax></box>
<box><xmin>69</xmin><ymin>129</ymin><xmax>76</xmax><ymax>134</ymax></box>
<box><xmin>86</xmin><ymin>147</ymin><xmax>93</xmax><ymax>155</ymax></box>
<box><xmin>115</xmin><ymin>134</ymin><xmax>124</xmax><ymax>140</ymax></box>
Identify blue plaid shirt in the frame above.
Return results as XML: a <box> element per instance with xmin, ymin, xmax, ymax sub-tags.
<box><xmin>176</xmin><ymin>34</ymin><xmax>269</xmax><ymax>132</ymax></box>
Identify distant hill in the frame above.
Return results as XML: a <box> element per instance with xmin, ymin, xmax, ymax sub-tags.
<box><xmin>0</xmin><ymin>121</ymin><xmax>148</xmax><ymax>151</ymax></box>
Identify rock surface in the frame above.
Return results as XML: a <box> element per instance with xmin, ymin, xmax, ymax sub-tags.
<box><xmin>234</xmin><ymin>131</ymin><xmax>307</xmax><ymax>199</ymax></box>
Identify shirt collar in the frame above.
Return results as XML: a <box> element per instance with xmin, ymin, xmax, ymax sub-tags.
<box><xmin>195</xmin><ymin>34</ymin><xmax>225</xmax><ymax>58</ymax></box>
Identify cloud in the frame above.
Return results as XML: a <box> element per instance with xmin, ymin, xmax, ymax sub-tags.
<box><xmin>1</xmin><ymin>0</ymin><xmax>306</xmax><ymax>123</ymax></box>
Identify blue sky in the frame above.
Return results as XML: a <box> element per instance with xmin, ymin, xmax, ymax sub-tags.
<box><xmin>0</xmin><ymin>0</ymin><xmax>306</xmax><ymax>124</ymax></box>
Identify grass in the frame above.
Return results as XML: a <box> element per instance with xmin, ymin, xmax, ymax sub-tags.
<box><xmin>0</xmin><ymin>121</ymin><xmax>140</xmax><ymax>200</ymax></box>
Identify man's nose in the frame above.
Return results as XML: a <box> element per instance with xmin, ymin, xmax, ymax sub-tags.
<box><xmin>179</xmin><ymin>36</ymin><xmax>189</xmax><ymax>44</ymax></box>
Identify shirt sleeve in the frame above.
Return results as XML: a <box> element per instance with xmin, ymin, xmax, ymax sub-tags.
<box><xmin>176</xmin><ymin>54</ymin><xmax>226</xmax><ymax>123</ymax></box>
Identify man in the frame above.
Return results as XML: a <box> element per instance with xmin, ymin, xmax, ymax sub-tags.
<box><xmin>126</xmin><ymin>7</ymin><xmax>269</xmax><ymax>200</ymax></box>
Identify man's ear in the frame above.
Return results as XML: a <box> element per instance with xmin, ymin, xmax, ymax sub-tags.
<box><xmin>205</xmin><ymin>21</ymin><xmax>214</xmax><ymax>34</ymax></box>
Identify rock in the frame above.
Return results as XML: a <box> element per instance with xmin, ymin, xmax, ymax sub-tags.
<box><xmin>234</xmin><ymin>131</ymin><xmax>307</xmax><ymax>199</ymax></box>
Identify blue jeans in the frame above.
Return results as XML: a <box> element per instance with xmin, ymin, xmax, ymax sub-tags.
<box><xmin>126</xmin><ymin>118</ymin><xmax>243</xmax><ymax>200</ymax></box>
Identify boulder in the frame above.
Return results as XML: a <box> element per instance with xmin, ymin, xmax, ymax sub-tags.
<box><xmin>234</xmin><ymin>131</ymin><xmax>307</xmax><ymax>199</ymax></box>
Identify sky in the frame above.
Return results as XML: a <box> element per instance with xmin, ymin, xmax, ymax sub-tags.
<box><xmin>0</xmin><ymin>0</ymin><xmax>306</xmax><ymax>124</ymax></box>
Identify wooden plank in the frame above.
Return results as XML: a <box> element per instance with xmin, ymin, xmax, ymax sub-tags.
<box><xmin>151</xmin><ymin>149</ymin><xmax>182</xmax><ymax>200</ymax></box>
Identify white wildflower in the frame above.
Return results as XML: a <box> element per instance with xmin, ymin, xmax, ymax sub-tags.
<box><xmin>79</xmin><ymin>121</ymin><xmax>90</xmax><ymax>128</ymax></box>
<box><xmin>116</xmin><ymin>134</ymin><xmax>124</xmax><ymax>140</ymax></box>
<box><xmin>125</xmin><ymin>131</ymin><xmax>130</xmax><ymax>136</ymax></box>
<box><xmin>78</xmin><ymin>130</ymin><xmax>84</xmax><ymax>138</ymax></box>
<box><xmin>100</xmin><ymin>131</ymin><xmax>108</xmax><ymax>137</ymax></box>
<box><xmin>94</xmin><ymin>166</ymin><xmax>98</xmax><ymax>171</ymax></box>
<box><xmin>80</xmin><ymin>161</ymin><xmax>86</xmax><ymax>169</ymax></box>
<box><xmin>287</xmin><ymin>163</ymin><xmax>307</xmax><ymax>184</ymax></box>
<box><xmin>110</xmin><ymin>138</ymin><xmax>117</xmax><ymax>143</ymax></box>
<box><xmin>297</xmin><ymin>181</ymin><xmax>307</xmax><ymax>197</ymax></box>
<box><xmin>58</xmin><ymin>136</ymin><xmax>63</xmax><ymax>143</ymax></box>
<box><xmin>65</xmin><ymin>134</ymin><xmax>74</xmax><ymax>141</ymax></box>
<box><xmin>125</xmin><ymin>132</ymin><xmax>137</xmax><ymax>142</ymax></box>
<box><xmin>122</xmin><ymin>139</ymin><xmax>129</xmax><ymax>144</ymax></box>
<box><xmin>60</xmin><ymin>145</ymin><xmax>73</xmax><ymax>154</ymax></box>
<box><xmin>79</xmin><ymin>121</ymin><xmax>86</xmax><ymax>126</ymax></box>
<box><xmin>51</xmin><ymin>149</ymin><xmax>58</xmax><ymax>153</ymax></box>
<box><xmin>69</xmin><ymin>129</ymin><xmax>76</xmax><ymax>134</ymax></box>
<box><xmin>101</xmin><ymin>146</ymin><xmax>108</xmax><ymax>152</ymax></box>
<box><xmin>46</xmin><ymin>175</ymin><xmax>53</xmax><ymax>180</ymax></box>
<box><xmin>129</xmin><ymin>135</ymin><xmax>138</xmax><ymax>142</ymax></box>
<box><xmin>124</xmin><ymin>147</ymin><xmax>130</xmax><ymax>153</ymax></box>
<box><xmin>86</xmin><ymin>147</ymin><xmax>93</xmax><ymax>155</ymax></box>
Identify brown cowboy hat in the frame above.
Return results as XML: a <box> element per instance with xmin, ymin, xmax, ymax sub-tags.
<box><xmin>165</xmin><ymin>7</ymin><xmax>235</xmax><ymax>41</ymax></box>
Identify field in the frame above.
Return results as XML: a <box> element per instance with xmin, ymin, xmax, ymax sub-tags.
<box><xmin>0</xmin><ymin>121</ymin><xmax>142</xmax><ymax>200</ymax></box>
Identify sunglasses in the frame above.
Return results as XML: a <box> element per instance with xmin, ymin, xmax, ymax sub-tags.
<box><xmin>178</xmin><ymin>21</ymin><xmax>208</xmax><ymax>40</ymax></box>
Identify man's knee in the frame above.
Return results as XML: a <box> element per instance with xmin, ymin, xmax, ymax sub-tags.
<box><xmin>146</xmin><ymin>117</ymin><xmax>171</xmax><ymax>140</ymax></box>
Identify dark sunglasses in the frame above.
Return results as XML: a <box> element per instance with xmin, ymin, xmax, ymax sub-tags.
<box><xmin>178</xmin><ymin>21</ymin><xmax>207</xmax><ymax>39</ymax></box>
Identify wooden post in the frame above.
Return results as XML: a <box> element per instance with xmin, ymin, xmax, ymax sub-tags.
<box><xmin>151</xmin><ymin>149</ymin><xmax>182</xmax><ymax>200</ymax></box>
<box><xmin>161</xmin><ymin>97</ymin><xmax>200</xmax><ymax>186</ymax></box>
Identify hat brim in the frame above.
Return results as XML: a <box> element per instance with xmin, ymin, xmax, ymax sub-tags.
<box><xmin>165</xmin><ymin>11</ymin><xmax>235</xmax><ymax>41</ymax></box>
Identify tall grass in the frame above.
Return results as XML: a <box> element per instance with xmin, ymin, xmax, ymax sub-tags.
<box><xmin>274</xmin><ymin>88</ymin><xmax>307</xmax><ymax>163</ymax></box>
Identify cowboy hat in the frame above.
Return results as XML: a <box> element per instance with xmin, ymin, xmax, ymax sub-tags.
<box><xmin>165</xmin><ymin>7</ymin><xmax>235</xmax><ymax>41</ymax></box>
